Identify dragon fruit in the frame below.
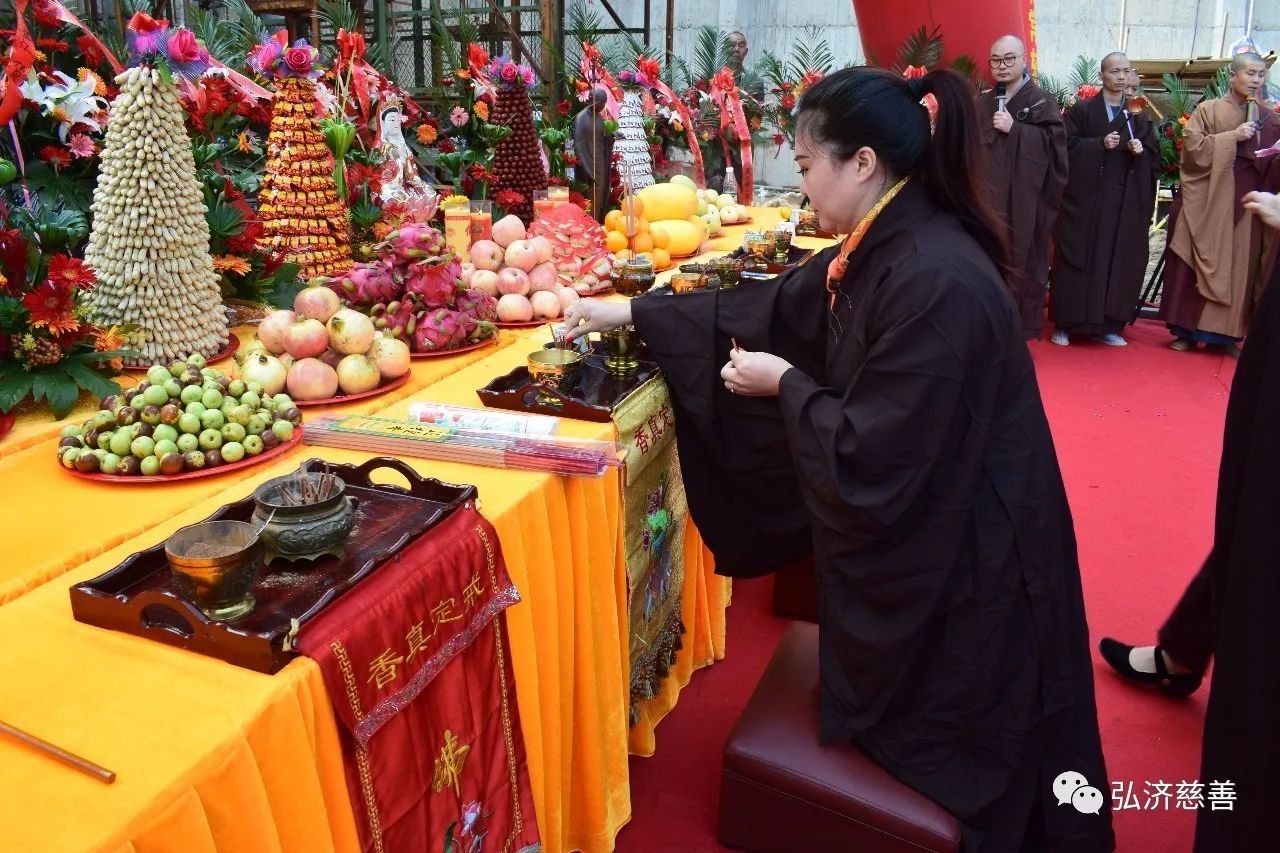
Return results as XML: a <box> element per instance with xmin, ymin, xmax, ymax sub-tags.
<box><xmin>370</xmin><ymin>297</ymin><xmax>421</xmax><ymax>340</ymax></box>
<box><xmin>381</xmin><ymin>222</ymin><xmax>447</xmax><ymax>266</ymax></box>
<box><xmin>468</xmin><ymin>320</ymin><xmax>497</xmax><ymax>343</ymax></box>
<box><xmin>332</xmin><ymin>261</ymin><xmax>400</xmax><ymax>308</ymax></box>
<box><xmin>413</xmin><ymin>308</ymin><xmax>469</xmax><ymax>353</ymax></box>
<box><xmin>403</xmin><ymin>255</ymin><xmax>461</xmax><ymax>309</ymax></box>
<box><xmin>455</xmin><ymin>288</ymin><xmax>498</xmax><ymax>322</ymax></box>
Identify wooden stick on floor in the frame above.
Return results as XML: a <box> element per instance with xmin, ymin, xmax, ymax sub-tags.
<box><xmin>0</xmin><ymin>719</ymin><xmax>116</xmax><ymax>784</ymax></box>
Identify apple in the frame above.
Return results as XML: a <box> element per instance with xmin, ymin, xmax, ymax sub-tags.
<box><xmin>530</xmin><ymin>290</ymin><xmax>562</xmax><ymax>320</ymax></box>
<box><xmin>496</xmin><ymin>293</ymin><xmax>534</xmax><ymax>323</ymax></box>
<box><xmin>504</xmin><ymin>240</ymin><xmax>540</xmax><ymax>272</ymax></box>
<box><xmin>528</xmin><ymin>261</ymin><xmax>559</xmax><ymax>293</ymax></box>
<box><xmin>496</xmin><ymin>267</ymin><xmax>531</xmax><ymax>296</ymax></box>
<box><xmin>470</xmin><ymin>240</ymin><xmax>505</xmax><ymax>272</ymax></box>
<box><xmin>529</xmin><ymin>236</ymin><xmax>554</xmax><ymax>265</ymax></box>
<box><xmin>471</xmin><ymin>269</ymin><xmax>500</xmax><ymax>297</ymax></box>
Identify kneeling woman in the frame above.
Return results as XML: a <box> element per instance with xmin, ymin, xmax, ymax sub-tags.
<box><xmin>566</xmin><ymin>68</ymin><xmax>1114</xmax><ymax>852</ymax></box>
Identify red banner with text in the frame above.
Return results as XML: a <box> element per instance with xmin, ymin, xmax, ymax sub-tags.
<box><xmin>851</xmin><ymin>0</ymin><xmax>1040</xmax><ymax>79</ymax></box>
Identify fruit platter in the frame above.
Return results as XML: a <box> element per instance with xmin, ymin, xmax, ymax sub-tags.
<box><xmin>56</xmin><ymin>355</ymin><xmax>303</xmax><ymax>481</ymax></box>
<box><xmin>121</xmin><ymin>335</ymin><xmax>240</xmax><ymax>373</ymax></box>
<box><xmin>242</xmin><ymin>283</ymin><xmax>419</xmax><ymax>406</ymax></box>
<box><xmin>465</xmin><ymin>205</ymin><xmax>613</xmax><ymax>328</ymax></box>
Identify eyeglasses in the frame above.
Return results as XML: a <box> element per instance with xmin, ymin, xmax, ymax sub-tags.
<box><xmin>989</xmin><ymin>54</ymin><xmax>1023</xmax><ymax>68</ymax></box>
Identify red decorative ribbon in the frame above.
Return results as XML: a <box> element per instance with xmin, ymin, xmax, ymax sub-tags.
<box><xmin>709</xmin><ymin>67</ymin><xmax>753</xmax><ymax>204</ymax></box>
<box><xmin>46</xmin><ymin>0</ymin><xmax>122</xmax><ymax>74</ymax></box>
<box><xmin>579</xmin><ymin>42</ymin><xmax>622</xmax><ymax>119</ymax></box>
<box><xmin>646</xmin><ymin>71</ymin><xmax>706</xmax><ymax>188</ymax></box>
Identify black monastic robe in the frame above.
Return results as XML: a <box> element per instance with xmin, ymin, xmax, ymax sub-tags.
<box><xmin>1051</xmin><ymin>96</ymin><xmax>1160</xmax><ymax>334</ymax></box>
<box><xmin>1191</xmin><ymin>259</ymin><xmax>1280</xmax><ymax>851</ymax></box>
<box><xmin>977</xmin><ymin>82</ymin><xmax>1069</xmax><ymax>340</ymax></box>
<box><xmin>634</xmin><ymin>183</ymin><xmax>1114</xmax><ymax>852</ymax></box>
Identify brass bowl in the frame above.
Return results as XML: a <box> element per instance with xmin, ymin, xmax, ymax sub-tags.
<box><xmin>528</xmin><ymin>348</ymin><xmax>584</xmax><ymax>405</ymax></box>
<box><xmin>713</xmin><ymin>256</ymin><xmax>746</xmax><ymax>288</ymax></box>
<box><xmin>671</xmin><ymin>272</ymin><xmax>707</xmax><ymax>294</ymax></box>
<box><xmin>165</xmin><ymin>520</ymin><xmax>263</xmax><ymax>622</ymax></box>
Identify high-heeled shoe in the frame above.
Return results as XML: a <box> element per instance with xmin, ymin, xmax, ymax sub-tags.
<box><xmin>1099</xmin><ymin>638</ymin><xmax>1203</xmax><ymax>698</ymax></box>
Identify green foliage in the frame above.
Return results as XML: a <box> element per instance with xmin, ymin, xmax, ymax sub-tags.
<box><xmin>1204</xmin><ymin>67</ymin><xmax>1231</xmax><ymax>100</ymax></box>
<box><xmin>894</xmin><ymin>25</ymin><xmax>944</xmax><ymax>72</ymax></box>
<box><xmin>188</xmin><ymin>0</ymin><xmax>265</xmax><ymax>66</ymax></box>
<box><xmin>317</xmin><ymin>0</ymin><xmax>360</xmax><ymax>34</ymax></box>
<box><xmin>0</xmin><ymin>350</ymin><xmax>132</xmax><ymax>417</ymax></box>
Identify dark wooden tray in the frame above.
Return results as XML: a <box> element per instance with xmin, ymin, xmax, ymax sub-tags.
<box><xmin>69</xmin><ymin>457</ymin><xmax>477</xmax><ymax>673</ymax></box>
<box><xmin>476</xmin><ymin>344</ymin><xmax>661</xmax><ymax>422</ymax></box>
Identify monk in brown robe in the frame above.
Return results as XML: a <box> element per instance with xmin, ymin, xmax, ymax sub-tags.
<box><xmin>977</xmin><ymin>35</ymin><xmax>1069</xmax><ymax>340</ymax></box>
<box><xmin>1049</xmin><ymin>52</ymin><xmax>1160</xmax><ymax>346</ymax></box>
<box><xmin>1158</xmin><ymin>52</ymin><xmax>1280</xmax><ymax>354</ymax></box>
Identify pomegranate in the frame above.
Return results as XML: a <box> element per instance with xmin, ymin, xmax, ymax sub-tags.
<box><xmin>287</xmin><ymin>358</ymin><xmax>340</xmax><ymax>401</ymax></box>
<box><xmin>294</xmin><ymin>286</ymin><xmax>342</xmax><ymax>322</ymax></box>
<box><xmin>240</xmin><ymin>352</ymin><xmax>288</xmax><ymax>396</ymax></box>
<box><xmin>284</xmin><ymin>317</ymin><xmax>330</xmax><ymax>359</ymax></box>
<box><xmin>366</xmin><ymin>336</ymin><xmax>411</xmax><ymax>380</ymax></box>
<box><xmin>504</xmin><ymin>240</ymin><xmax>539</xmax><ymax>273</ymax></box>
<box><xmin>530</xmin><ymin>290</ymin><xmax>562</xmax><ymax>320</ymax></box>
<box><xmin>471</xmin><ymin>269</ymin><xmax>500</xmax><ymax>297</ymax></box>
<box><xmin>326</xmin><ymin>308</ymin><xmax>377</xmax><ymax>355</ymax></box>
<box><xmin>497</xmin><ymin>268</ymin><xmax>531</xmax><ymax>296</ymax></box>
<box><xmin>257</xmin><ymin>309</ymin><xmax>296</xmax><ymax>354</ymax></box>
<box><xmin>318</xmin><ymin>348</ymin><xmax>344</xmax><ymax>370</ymax></box>
<box><xmin>469</xmin><ymin>240</ymin><xmax>505</xmax><ymax>272</ymax></box>
<box><xmin>496</xmin><ymin>293</ymin><xmax>534</xmax><ymax>323</ymax></box>
<box><xmin>336</xmin><ymin>354</ymin><xmax>382</xmax><ymax>395</ymax></box>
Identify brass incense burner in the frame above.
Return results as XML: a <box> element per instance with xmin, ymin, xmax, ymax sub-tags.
<box><xmin>600</xmin><ymin>327</ymin><xmax>641</xmax><ymax>378</ymax></box>
<box><xmin>165</xmin><ymin>520</ymin><xmax>264</xmax><ymax>622</ymax></box>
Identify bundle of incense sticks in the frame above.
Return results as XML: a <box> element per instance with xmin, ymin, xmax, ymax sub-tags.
<box><xmin>303</xmin><ymin>415</ymin><xmax>621</xmax><ymax>478</ymax></box>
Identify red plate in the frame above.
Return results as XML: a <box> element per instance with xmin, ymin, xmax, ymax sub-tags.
<box><xmin>121</xmin><ymin>335</ymin><xmax>241</xmax><ymax>373</ymax></box>
<box><xmin>59</xmin><ymin>428</ymin><xmax>304</xmax><ymax>484</ymax></box>
<box><xmin>409</xmin><ymin>336</ymin><xmax>500</xmax><ymax>358</ymax></box>
<box><xmin>494</xmin><ymin>319</ymin><xmax>549</xmax><ymax>330</ymax></box>
<box><xmin>292</xmin><ymin>373</ymin><xmax>410</xmax><ymax>407</ymax></box>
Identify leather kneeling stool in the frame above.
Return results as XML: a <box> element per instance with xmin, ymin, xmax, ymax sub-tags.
<box><xmin>718</xmin><ymin>623</ymin><xmax>962</xmax><ymax>853</ymax></box>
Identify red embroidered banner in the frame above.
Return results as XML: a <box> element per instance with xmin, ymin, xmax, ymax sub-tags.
<box><xmin>298</xmin><ymin>502</ymin><xmax>539</xmax><ymax>853</ymax></box>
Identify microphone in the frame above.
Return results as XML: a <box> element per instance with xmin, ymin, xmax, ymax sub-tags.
<box><xmin>1247</xmin><ymin>100</ymin><xmax>1259</xmax><ymax>144</ymax></box>
<box><xmin>995</xmin><ymin>83</ymin><xmax>1007</xmax><ymax>113</ymax></box>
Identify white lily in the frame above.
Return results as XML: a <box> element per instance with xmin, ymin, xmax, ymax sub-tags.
<box><xmin>20</xmin><ymin>69</ymin><xmax>108</xmax><ymax>142</ymax></box>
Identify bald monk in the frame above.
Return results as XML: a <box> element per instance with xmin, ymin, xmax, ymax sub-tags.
<box><xmin>977</xmin><ymin>35</ymin><xmax>1068</xmax><ymax>340</ymax></box>
<box><xmin>1158</xmin><ymin>52</ymin><xmax>1280</xmax><ymax>354</ymax></box>
<box><xmin>1049</xmin><ymin>52</ymin><xmax>1160</xmax><ymax>346</ymax></box>
<box><xmin>573</xmin><ymin>87</ymin><xmax>614</xmax><ymax>223</ymax></box>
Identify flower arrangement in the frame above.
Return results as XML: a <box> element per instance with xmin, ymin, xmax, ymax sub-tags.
<box><xmin>0</xmin><ymin>224</ymin><xmax>132</xmax><ymax>417</ymax></box>
<box><xmin>484</xmin><ymin>54</ymin><xmax>537</xmax><ymax>91</ymax></box>
<box><xmin>430</xmin><ymin>28</ymin><xmax>513</xmax><ymax>199</ymax></box>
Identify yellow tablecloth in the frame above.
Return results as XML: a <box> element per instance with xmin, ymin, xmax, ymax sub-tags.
<box><xmin>0</xmin><ymin>330</ymin><xmax>518</xmax><ymax>605</ymax></box>
<box><xmin>0</xmin><ymin>341</ymin><xmax>725</xmax><ymax>853</ymax></box>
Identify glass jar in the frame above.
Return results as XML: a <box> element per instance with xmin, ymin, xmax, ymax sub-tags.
<box><xmin>614</xmin><ymin>257</ymin><xmax>655</xmax><ymax>297</ymax></box>
<box><xmin>714</xmin><ymin>256</ymin><xmax>745</xmax><ymax>288</ymax></box>
<box><xmin>771</xmin><ymin>228</ymin><xmax>794</xmax><ymax>265</ymax></box>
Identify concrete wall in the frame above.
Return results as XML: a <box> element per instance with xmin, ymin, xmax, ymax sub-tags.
<box><xmin>594</xmin><ymin>0</ymin><xmax>1278</xmax><ymax>188</ymax></box>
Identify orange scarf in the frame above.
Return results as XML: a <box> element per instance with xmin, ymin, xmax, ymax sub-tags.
<box><xmin>825</xmin><ymin>177</ymin><xmax>910</xmax><ymax>311</ymax></box>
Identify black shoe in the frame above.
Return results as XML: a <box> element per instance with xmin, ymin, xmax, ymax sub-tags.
<box><xmin>1099</xmin><ymin>638</ymin><xmax>1202</xmax><ymax>698</ymax></box>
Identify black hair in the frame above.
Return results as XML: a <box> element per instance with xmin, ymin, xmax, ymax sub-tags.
<box><xmin>795</xmin><ymin>67</ymin><xmax>1011</xmax><ymax>282</ymax></box>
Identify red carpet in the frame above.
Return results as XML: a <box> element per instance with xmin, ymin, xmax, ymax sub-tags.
<box><xmin>619</xmin><ymin>319</ymin><xmax>1235</xmax><ymax>853</ymax></box>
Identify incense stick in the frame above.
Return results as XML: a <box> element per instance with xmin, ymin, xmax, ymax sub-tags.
<box><xmin>0</xmin><ymin>719</ymin><xmax>116</xmax><ymax>784</ymax></box>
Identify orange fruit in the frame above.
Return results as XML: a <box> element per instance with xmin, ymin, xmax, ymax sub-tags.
<box><xmin>621</xmin><ymin>195</ymin><xmax>644</xmax><ymax>219</ymax></box>
<box><xmin>623</xmin><ymin>215</ymin><xmax>649</xmax><ymax>237</ymax></box>
<box><xmin>630</xmin><ymin>233</ymin><xmax>654</xmax><ymax>254</ymax></box>
<box><xmin>614</xmin><ymin>249</ymin><xmax>634</xmax><ymax>261</ymax></box>
<box><xmin>604</xmin><ymin>210</ymin><xmax>625</xmax><ymax>232</ymax></box>
<box><xmin>650</xmin><ymin>229</ymin><xmax>670</xmax><ymax>250</ymax></box>
<box><xmin>651</xmin><ymin>248</ymin><xmax>671</xmax><ymax>270</ymax></box>
<box><xmin>606</xmin><ymin>230</ymin><xmax>628</xmax><ymax>252</ymax></box>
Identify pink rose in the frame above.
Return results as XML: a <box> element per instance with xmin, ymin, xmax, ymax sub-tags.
<box><xmin>521</xmin><ymin>67</ymin><xmax>535</xmax><ymax>87</ymax></box>
<box><xmin>167</xmin><ymin>29</ymin><xmax>202</xmax><ymax>64</ymax></box>
<box><xmin>284</xmin><ymin>47</ymin><xmax>312</xmax><ymax>75</ymax></box>
<box><xmin>500</xmin><ymin>63</ymin><xmax>518</xmax><ymax>83</ymax></box>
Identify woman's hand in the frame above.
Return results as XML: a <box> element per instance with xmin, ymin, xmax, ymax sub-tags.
<box><xmin>562</xmin><ymin>299</ymin><xmax>633</xmax><ymax>341</ymax></box>
<box><xmin>720</xmin><ymin>347</ymin><xmax>794</xmax><ymax>397</ymax></box>
<box><xmin>1243</xmin><ymin>191</ymin><xmax>1280</xmax><ymax>231</ymax></box>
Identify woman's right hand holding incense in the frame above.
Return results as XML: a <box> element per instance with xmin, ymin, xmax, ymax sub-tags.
<box><xmin>563</xmin><ymin>299</ymin><xmax>633</xmax><ymax>341</ymax></box>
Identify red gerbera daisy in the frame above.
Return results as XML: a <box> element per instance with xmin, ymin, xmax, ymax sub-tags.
<box><xmin>77</xmin><ymin>34</ymin><xmax>105</xmax><ymax>69</ymax></box>
<box><xmin>38</xmin><ymin>145</ymin><xmax>71</xmax><ymax>168</ymax></box>
<box><xmin>23</xmin><ymin>280</ymin><xmax>80</xmax><ymax>335</ymax></box>
<box><xmin>46</xmin><ymin>255</ymin><xmax>94</xmax><ymax>289</ymax></box>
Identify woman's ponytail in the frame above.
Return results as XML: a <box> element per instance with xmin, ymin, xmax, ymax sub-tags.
<box><xmin>916</xmin><ymin>70</ymin><xmax>1011</xmax><ymax>281</ymax></box>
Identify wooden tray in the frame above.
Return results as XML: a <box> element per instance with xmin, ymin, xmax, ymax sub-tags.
<box><xmin>476</xmin><ymin>345</ymin><xmax>661</xmax><ymax>422</ymax></box>
<box><xmin>69</xmin><ymin>457</ymin><xmax>477</xmax><ymax>673</ymax></box>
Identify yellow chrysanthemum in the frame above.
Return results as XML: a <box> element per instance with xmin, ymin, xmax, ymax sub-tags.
<box><xmin>93</xmin><ymin>325</ymin><xmax>127</xmax><ymax>370</ymax></box>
